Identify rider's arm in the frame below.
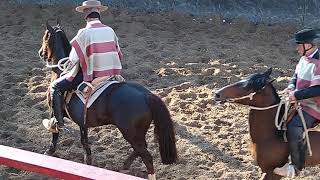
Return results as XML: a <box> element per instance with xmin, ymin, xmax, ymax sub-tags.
<box><xmin>288</xmin><ymin>73</ymin><xmax>297</xmax><ymax>90</ymax></box>
<box><xmin>294</xmin><ymin>85</ymin><xmax>320</xmax><ymax>100</ymax></box>
<box><xmin>69</xmin><ymin>47</ymin><xmax>79</xmax><ymax>65</ymax></box>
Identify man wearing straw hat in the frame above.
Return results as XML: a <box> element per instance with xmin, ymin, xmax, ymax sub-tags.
<box><xmin>43</xmin><ymin>0</ymin><xmax>123</xmax><ymax>132</ymax></box>
<box><xmin>274</xmin><ymin>28</ymin><xmax>320</xmax><ymax>177</ymax></box>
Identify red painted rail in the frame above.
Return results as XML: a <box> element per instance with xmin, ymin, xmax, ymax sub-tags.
<box><xmin>0</xmin><ymin>145</ymin><xmax>145</xmax><ymax>180</ymax></box>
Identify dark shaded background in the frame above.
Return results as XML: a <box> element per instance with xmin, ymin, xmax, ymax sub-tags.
<box><xmin>12</xmin><ymin>0</ymin><xmax>320</xmax><ymax>25</ymax></box>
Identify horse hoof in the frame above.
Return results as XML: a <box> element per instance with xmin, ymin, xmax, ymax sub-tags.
<box><xmin>148</xmin><ymin>174</ymin><xmax>156</xmax><ymax>180</ymax></box>
<box><xmin>44</xmin><ymin>149</ymin><xmax>55</xmax><ymax>156</ymax></box>
<box><xmin>84</xmin><ymin>155</ymin><xmax>92</xmax><ymax>165</ymax></box>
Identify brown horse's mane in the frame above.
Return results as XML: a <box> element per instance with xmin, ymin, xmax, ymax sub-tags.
<box><xmin>269</xmin><ymin>83</ymin><xmax>281</xmax><ymax>104</ymax></box>
<box><xmin>244</xmin><ymin>72</ymin><xmax>281</xmax><ymax>103</ymax></box>
<box><xmin>51</xmin><ymin>26</ymin><xmax>72</xmax><ymax>59</ymax></box>
<box><xmin>54</xmin><ymin>26</ymin><xmax>72</xmax><ymax>53</ymax></box>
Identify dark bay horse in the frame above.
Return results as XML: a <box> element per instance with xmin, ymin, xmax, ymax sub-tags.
<box><xmin>38</xmin><ymin>21</ymin><xmax>177</xmax><ymax>179</ymax></box>
<box><xmin>214</xmin><ymin>68</ymin><xmax>320</xmax><ymax>180</ymax></box>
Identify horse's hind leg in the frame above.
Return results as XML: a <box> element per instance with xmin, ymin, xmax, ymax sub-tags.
<box><xmin>80</xmin><ymin>127</ymin><xmax>92</xmax><ymax>165</ymax></box>
<box><xmin>122</xmin><ymin>151</ymin><xmax>138</xmax><ymax>171</ymax></box>
<box><xmin>133</xmin><ymin>139</ymin><xmax>155</xmax><ymax>180</ymax></box>
<box><xmin>44</xmin><ymin>132</ymin><xmax>59</xmax><ymax>155</ymax></box>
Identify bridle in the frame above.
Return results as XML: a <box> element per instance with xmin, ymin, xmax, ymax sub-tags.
<box><xmin>225</xmin><ymin>91</ymin><xmax>279</xmax><ymax>110</ymax></box>
<box><xmin>222</xmin><ymin>91</ymin><xmax>256</xmax><ymax>102</ymax></box>
<box><xmin>39</xmin><ymin>26</ymin><xmax>71</xmax><ymax>72</ymax></box>
<box><xmin>218</xmin><ymin>84</ymin><xmax>280</xmax><ymax>110</ymax></box>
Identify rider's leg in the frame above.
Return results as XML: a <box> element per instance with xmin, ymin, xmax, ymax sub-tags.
<box><xmin>287</xmin><ymin>111</ymin><xmax>316</xmax><ymax>172</ymax></box>
<box><xmin>49</xmin><ymin>72</ymin><xmax>83</xmax><ymax>130</ymax></box>
<box><xmin>274</xmin><ymin>111</ymin><xmax>317</xmax><ymax>177</ymax></box>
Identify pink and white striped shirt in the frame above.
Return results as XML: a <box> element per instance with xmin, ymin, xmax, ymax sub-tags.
<box><xmin>295</xmin><ymin>49</ymin><xmax>320</xmax><ymax>119</ymax></box>
<box><xmin>66</xmin><ymin>20</ymin><xmax>123</xmax><ymax>82</ymax></box>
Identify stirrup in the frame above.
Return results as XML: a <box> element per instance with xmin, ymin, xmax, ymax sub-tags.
<box><xmin>42</xmin><ymin>118</ymin><xmax>61</xmax><ymax>133</ymax></box>
<box><xmin>273</xmin><ymin>163</ymin><xmax>296</xmax><ymax>178</ymax></box>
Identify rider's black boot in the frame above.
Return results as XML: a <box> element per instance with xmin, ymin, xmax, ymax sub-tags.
<box><xmin>52</xmin><ymin>89</ymin><xmax>65</xmax><ymax>130</ymax></box>
<box><xmin>289</xmin><ymin>139</ymin><xmax>306</xmax><ymax>173</ymax></box>
<box><xmin>287</xmin><ymin>126</ymin><xmax>306</xmax><ymax>174</ymax></box>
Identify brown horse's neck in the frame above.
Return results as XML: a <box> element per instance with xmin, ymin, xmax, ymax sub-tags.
<box><xmin>249</xmin><ymin>109</ymin><xmax>279</xmax><ymax>143</ymax></box>
<box><xmin>52</xmin><ymin>30</ymin><xmax>72</xmax><ymax>77</ymax></box>
<box><xmin>248</xmin><ymin>85</ymin><xmax>280</xmax><ymax>143</ymax></box>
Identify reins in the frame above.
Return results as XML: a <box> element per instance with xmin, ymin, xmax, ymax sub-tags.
<box><xmin>274</xmin><ymin>98</ymin><xmax>290</xmax><ymax>130</ymax></box>
<box><xmin>249</xmin><ymin>103</ymin><xmax>279</xmax><ymax>110</ymax></box>
<box><xmin>224</xmin><ymin>92</ymin><xmax>256</xmax><ymax>102</ymax></box>
<box><xmin>45</xmin><ymin>57</ymin><xmax>70</xmax><ymax>71</ymax></box>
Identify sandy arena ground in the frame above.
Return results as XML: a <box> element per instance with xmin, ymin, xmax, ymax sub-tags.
<box><xmin>0</xmin><ymin>2</ymin><xmax>319</xmax><ymax>180</ymax></box>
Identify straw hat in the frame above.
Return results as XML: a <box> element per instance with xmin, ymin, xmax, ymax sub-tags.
<box><xmin>75</xmin><ymin>0</ymin><xmax>108</xmax><ymax>13</ymax></box>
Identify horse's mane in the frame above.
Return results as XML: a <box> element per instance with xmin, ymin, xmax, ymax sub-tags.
<box><xmin>54</xmin><ymin>26</ymin><xmax>72</xmax><ymax>55</ymax></box>
<box><xmin>246</xmin><ymin>72</ymin><xmax>285</xmax><ymax>138</ymax></box>
<box><xmin>270</xmin><ymin>84</ymin><xmax>281</xmax><ymax>104</ymax></box>
<box><xmin>245</xmin><ymin>71</ymin><xmax>281</xmax><ymax>104</ymax></box>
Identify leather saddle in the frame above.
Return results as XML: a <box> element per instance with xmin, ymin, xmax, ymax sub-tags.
<box><xmin>66</xmin><ymin>75</ymin><xmax>124</xmax><ymax>108</ymax></box>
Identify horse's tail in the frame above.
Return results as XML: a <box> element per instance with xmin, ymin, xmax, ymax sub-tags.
<box><xmin>148</xmin><ymin>94</ymin><xmax>177</xmax><ymax>164</ymax></box>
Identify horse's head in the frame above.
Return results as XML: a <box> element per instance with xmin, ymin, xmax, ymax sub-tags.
<box><xmin>39</xmin><ymin>19</ymin><xmax>71</xmax><ymax>74</ymax></box>
<box><xmin>214</xmin><ymin>68</ymin><xmax>279</xmax><ymax>107</ymax></box>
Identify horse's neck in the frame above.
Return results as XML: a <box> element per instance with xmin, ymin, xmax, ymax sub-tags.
<box><xmin>55</xmin><ymin>45</ymin><xmax>70</xmax><ymax>61</ymax></box>
<box><xmin>248</xmin><ymin>85</ymin><xmax>280</xmax><ymax>143</ymax></box>
<box><xmin>56</xmin><ymin>32</ymin><xmax>71</xmax><ymax>59</ymax></box>
<box><xmin>249</xmin><ymin>109</ymin><xmax>279</xmax><ymax>143</ymax></box>
<box><xmin>53</xmin><ymin>41</ymin><xmax>71</xmax><ymax>77</ymax></box>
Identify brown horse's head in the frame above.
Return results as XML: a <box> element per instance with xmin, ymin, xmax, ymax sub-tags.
<box><xmin>39</xmin><ymin>22</ymin><xmax>54</xmax><ymax>62</ymax></box>
<box><xmin>39</xmin><ymin>19</ymin><xmax>71</xmax><ymax>74</ymax></box>
<box><xmin>214</xmin><ymin>68</ymin><xmax>279</xmax><ymax>107</ymax></box>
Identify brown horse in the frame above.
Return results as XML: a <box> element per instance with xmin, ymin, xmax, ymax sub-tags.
<box><xmin>214</xmin><ymin>68</ymin><xmax>320</xmax><ymax>179</ymax></box>
<box><xmin>38</xmin><ymin>21</ymin><xmax>177</xmax><ymax>179</ymax></box>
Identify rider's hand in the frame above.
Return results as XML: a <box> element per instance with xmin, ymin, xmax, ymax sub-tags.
<box><xmin>288</xmin><ymin>90</ymin><xmax>297</xmax><ymax>103</ymax></box>
<box><xmin>284</xmin><ymin>86</ymin><xmax>294</xmax><ymax>94</ymax></box>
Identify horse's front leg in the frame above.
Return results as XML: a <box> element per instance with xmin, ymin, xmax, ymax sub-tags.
<box><xmin>44</xmin><ymin>132</ymin><xmax>59</xmax><ymax>155</ymax></box>
<box><xmin>80</xmin><ymin>126</ymin><xmax>92</xmax><ymax>165</ymax></box>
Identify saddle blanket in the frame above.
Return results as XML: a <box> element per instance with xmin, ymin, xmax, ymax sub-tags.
<box><xmin>75</xmin><ymin>80</ymin><xmax>119</xmax><ymax>108</ymax></box>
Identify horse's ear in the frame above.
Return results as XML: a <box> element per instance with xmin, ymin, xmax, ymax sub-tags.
<box><xmin>56</xmin><ymin>17</ymin><xmax>61</xmax><ymax>27</ymax></box>
<box><xmin>264</xmin><ymin>68</ymin><xmax>272</xmax><ymax>77</ymax></box>
<box><xmin>41</xmin><ymin>23</ymin><xmax>46</xmax><ymax>30</ymax></box>
<box><xmin>268</xmin><ymin>78</ymin><xmax>276</xmax><ymax>84</ymax></box>
<box><xmin>46</xmin><ymin>21</ymin><xmax>54</xmax><ymax>32</ymax></box>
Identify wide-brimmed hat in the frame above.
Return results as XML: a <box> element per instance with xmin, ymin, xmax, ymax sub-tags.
<box><xmin>294</xmin><ymin>28</ymin><xmax>320</xmax><ymax>44</ymax></box>
<box><xmin>75</xmin><ymin>0</ymin><xmax>108</xmax><ymax>13</ymax></box>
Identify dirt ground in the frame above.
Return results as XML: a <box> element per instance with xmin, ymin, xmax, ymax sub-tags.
<box><xmin>0</xmin><ymin>2</ymin><xmax>319</xmax><ymax>180</ymax></box>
